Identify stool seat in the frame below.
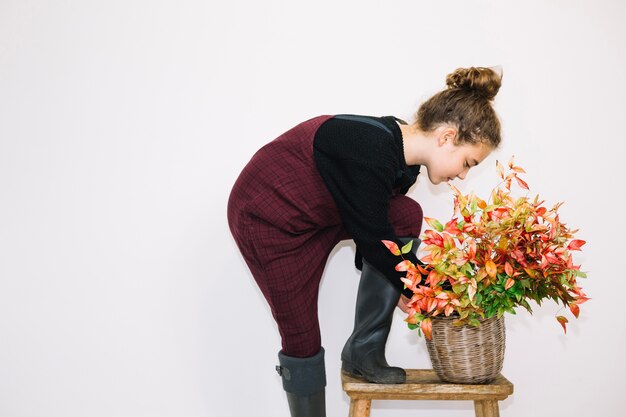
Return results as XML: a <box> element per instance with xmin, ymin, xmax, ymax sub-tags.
<box><xmin>342</xmin><ymin>369</ymin><xmax>513</xmax><ymax>417</ymax></box>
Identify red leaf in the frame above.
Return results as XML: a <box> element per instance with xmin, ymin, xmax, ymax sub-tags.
<box><xmin>382</xmin><ymin>240</ymin><xmax>401</xmax><ymax>256</ymax></box>
<box><xmin>567</xmin><ymin>239</ymin><xmax>586</xmax><ymax>251</ymax></box>
<box><xmin>444</xmin><ymin>218</ymin><xmax>460</xmax><ymax>235</ymax></box>
<box><xmin>556</xmin><ymin>316</ymin><xmax>568</xmax><ymax>334</ymax></box>
<box><xmin>569</xmin><ymin>303</ymin><xmax>580</xmax><ymax>318</ymax></box>
<box><xmin>423</xmin><ymin>230</ymin><xmax>444</xmax><ymax>247</ymax></box>
<box><xmin>515</xmin><ymin>175</ymin><xmax>529</xmax><ymax>190</ymax></box>
<box><xmin>575</xmin><ymin>296</ymin><xmax>591</xmax><ymax>305</ymax></box>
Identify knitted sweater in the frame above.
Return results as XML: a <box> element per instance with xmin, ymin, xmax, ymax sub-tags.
<box><xmin>313</xmin><ymin>115</ymin><xmax>422</xmax><ymax>297</ymax></box>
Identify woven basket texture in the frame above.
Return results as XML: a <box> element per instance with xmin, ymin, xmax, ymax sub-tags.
<box><xmin>425</xmin><ymin>316</ymin><xmax>505</xmax><ymax>384</ymax></box>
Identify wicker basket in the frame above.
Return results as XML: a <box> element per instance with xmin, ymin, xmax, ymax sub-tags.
<box><xmin>425</xmin><ymin>316</ymin><xmax>505</xmax><ymax>384</ymax></box>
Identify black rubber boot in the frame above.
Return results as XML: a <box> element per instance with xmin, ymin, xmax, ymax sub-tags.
<box><xmin>276</xmin><ymin>348</ymin><xmax>326</xmax><ymax>417</ymax></box>
<box><xmin>341</xmin><ymin>238</ymin><xmax>420</xmax><ymax>384</ymax></box>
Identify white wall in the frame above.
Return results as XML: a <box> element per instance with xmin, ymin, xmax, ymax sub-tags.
<box><xmin>1</xmin><ymin>1</ymin><xmax>623</xmax><ymax>416</ymax></box>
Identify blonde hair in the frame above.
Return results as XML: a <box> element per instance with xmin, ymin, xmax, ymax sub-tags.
<box><xmin>416</xmin><ymin>66</ymin><xmax>503</xmax><ymax>148</ymax></box>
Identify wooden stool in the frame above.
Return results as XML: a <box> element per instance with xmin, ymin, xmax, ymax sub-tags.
<box><xmin>342</xmin><ymin>369</ymin><xmax>513</xmax><ymax>417</ymax></box>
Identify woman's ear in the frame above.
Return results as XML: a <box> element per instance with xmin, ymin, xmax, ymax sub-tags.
<box><xmin>437</xmin><ymin>126</ymin><xmax>459</xmax><ymax>146</ymax></box>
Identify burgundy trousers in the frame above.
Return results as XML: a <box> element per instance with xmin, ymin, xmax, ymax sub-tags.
<box><xmin>227</xmin><ymin>116</ymin><xmax>423</xmax><ymax>357</ymax></box>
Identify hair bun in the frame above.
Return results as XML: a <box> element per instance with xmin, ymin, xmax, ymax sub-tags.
<box><xmin>445</xmin><ymin>66</ymin><xmax>502</xmax><ymax>100</ymax></box>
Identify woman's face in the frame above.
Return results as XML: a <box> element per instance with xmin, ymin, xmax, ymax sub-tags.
<box><xmin>426</xmin><ymin>140</ymin><xmax>492</xmax><ymax>185</ymax></box>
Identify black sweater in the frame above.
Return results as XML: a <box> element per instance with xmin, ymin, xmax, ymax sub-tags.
<box><xmin>313</xmin><ymin>115</ymin><xmax>421</xmax><ymax>298</ymax></box>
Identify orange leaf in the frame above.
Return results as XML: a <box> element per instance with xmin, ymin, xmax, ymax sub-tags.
<box><xmin>405</xmin><ymin>313</ymin><xmax>420</xmax><ymax>325</ymax></box>
<box><xmin>467</xmin><ymin>239</ymin><xmax>477</xmax><ymax>260</ymax></box>
<box><xmin>448</xmin><ymin>183</ymin><xmax>462</xmax><ymax>197</ymax></box>
<box><xmin>395</xmin><ymin>260</ymin><xmax>414</xmax><ymax>272</ymax></box>
<box><xmin>427</xmin><ymin>298</ymin><xmax>438</xmax><ymax>313</ymax></box>
<box><xmin>444</xmin><ymin>304</ymin><xmax>455</xmax><ymax>316</ymax></box>
<box><xmin>401</xmin><ymin>277</ymin><xmax>417</xmax><ymax>292</ymax></box>
<box><xmin>467</xmin><ymin>279</ymin><xmax>477</xmax><ymax>301</ymax></box>
<box><xmin>420</xmin><ymin>318</ymin><xmax>433</xmax><ymax>340</ymax></box>
<box><xmin>496</xmin><ymin>160</ymin><xmax>505</xmax><ymax>179</ymax></box>
<box><xmin>504</xmin><ymin>277</ymin><xmax>515</xmax><ymax>290</ymax></box>
<box><xmin>443</xmin><ymin>233</ymin><xmax>456</xmax><ymax>251</ymax></box>
<box><xmin>556</xmin><ymin>316</ymin><xmax>568</xmax><ymax>334</ymax></box>
<box><xmin>504</xmin><ymin>261</ymin><xmax>514</xmax><ymax>277</ymax></box>
<box><xmin>508</xmin><ymin>155</ymin><xmax>516</xmax><ymax>168</ymax></box>
<box><xmin>485</xmin><ymin>260</ymin><xmax>497</xmax><ymax>278</ymax></box>
<box><xmin>567</xmin><ymin>239</ymin><xmax>586</xmax><ymax>251</ymax></box>
<box><xmin>569</xmin><ymin>303</ymin><xmax>580</xmax><ymax>318</ymax></box>
<box><xmin>382</xmin><ymin>240</ymin><xmax>401</xmax><ymax>256</ymax></box>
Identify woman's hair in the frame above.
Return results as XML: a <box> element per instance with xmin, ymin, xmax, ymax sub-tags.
<box><xmin>416</xmin><ymin>66</ymin><xmax>502</xmax><ymax>148</ymax></box>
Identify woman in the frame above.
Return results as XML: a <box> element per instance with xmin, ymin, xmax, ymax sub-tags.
<box><xmin>227</xmin><ymin>66</ymin><xmax>503</xmax><ymax>417</ymax></box>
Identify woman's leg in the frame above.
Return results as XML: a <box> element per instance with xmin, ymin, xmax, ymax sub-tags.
<box><xmin>231</xmin><ymin>220</ymin><xmax>344</xmax><ymax>417</ymax></box>
<box><xmin>341</xmin><ymin>195</ymin><xmax>423</xmax><ymax>383</ymax></box>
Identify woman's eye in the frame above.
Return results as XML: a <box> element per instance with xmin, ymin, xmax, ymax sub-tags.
<box><xmin>464</xmin><ymin>161</ymin><xmax>469</xmax><ymax>168</ymax></box>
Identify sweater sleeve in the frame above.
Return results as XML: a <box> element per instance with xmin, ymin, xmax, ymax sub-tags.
<box><xmin>313</xmin><ymin>117</ymin><xmax>420</xmax><ymax>297</ymax></box>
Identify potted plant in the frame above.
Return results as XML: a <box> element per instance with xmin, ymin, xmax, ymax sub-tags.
<box><xmin>383</xmin><ymin>157</ymin><xmax>589</xmax><ymax>383</ymax></box>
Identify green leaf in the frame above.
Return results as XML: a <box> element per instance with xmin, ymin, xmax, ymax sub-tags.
<box><xmin>474</xmin><ymin>292</ymin><xmax>483</xmax><ymax>306</ymax></box>
<box><xmin>431</xmin><ymin>219</ymin><xmax>444</xmax><ymax>232</ymax></box>
<box><xmin>452</xmin><ymin>284</ymin><xmax>465</xmax><ymax>295</ymax></box>
<box><xmin>401</xmin><ymin>240</ymin><xmax>414</xmax><ymax>254</ymax></box>
<box><xmin>407</xmin><ymin>323</ymin><xmax>418</xmax><ymax>330</ymax></box>
<box><xmin>518</xmin><ymin>299</ymin><xmax>532</xmax><ymax>313</ymax></box>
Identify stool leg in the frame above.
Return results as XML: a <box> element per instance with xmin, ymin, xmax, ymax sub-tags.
<box><xmin>474</xmin><ymin>400</ymin><xmax>500</xmax><ymax>417</ymax></box>
<box><xmin>349</xmin><ymin>398</ymin><xmax>371</xmax><ymax>417</ymax></box>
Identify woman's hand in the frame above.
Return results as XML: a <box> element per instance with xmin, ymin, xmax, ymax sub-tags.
<box><xmin>396</xmin><ymin>294</ymin><xmax>411</xmax><ymax>314</ymax></box>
